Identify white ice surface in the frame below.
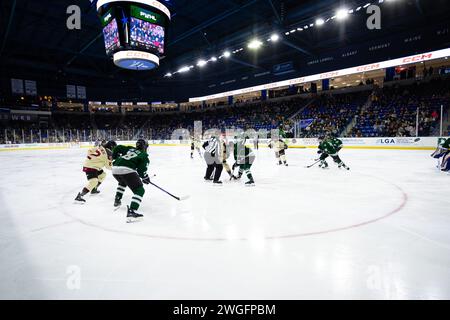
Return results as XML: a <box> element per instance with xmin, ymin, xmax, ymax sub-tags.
<box><xmin>0</xmin><ymin>146</ymin><xmax>449</xmax><ymax>299</ymax></box>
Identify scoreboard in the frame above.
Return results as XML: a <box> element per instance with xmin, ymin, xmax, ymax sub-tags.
<box><xmin>96</xmin><ymin>0</ymin><xmax>171</xmax><ymax>71</ymax></box>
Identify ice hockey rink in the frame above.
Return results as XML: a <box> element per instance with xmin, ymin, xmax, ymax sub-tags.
<box><xmin>0</xmin><ymin>146</ymin><xmax>449</xmax><ymax>300</ymax></box>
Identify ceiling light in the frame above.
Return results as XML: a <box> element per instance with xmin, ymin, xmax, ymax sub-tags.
<box><xmin>177</xmin><ymin>66</ymin><xmax>190</xmax><ymax>73</ymax></box>
<box><xmin>223</xmin><ymin>51</ymin><xmax>231</xmax><ymax>58</ymax></box>
<box><xmin>197</xmin><ymin>59</ymin><xmax>207</xmax><ymax>67</ymax></box>
<box><xmin>336</xmin><ymin>8</ymin><xmax>349</xmax><ymax>20</ymax></box>
<box><xmin>315</xmin><ymin>18</ymin><xmax>324</xmax><ymax>26</ymax></box>
<box><xmin>248</xmin><ymin>39</ymin><xmax>263</xmax><ymax>49</ymax></box>
<box><xmin>164</xmin><ymin>73</ymin><xmax>172</xmax><ymax>77</ymax></box>
<box><xmin>270</xmin><ymin>34</ymin><xmax>280</xmax><ymax>42</ymax></box>
<box><xmin>210</xmin><ymin>57</ymin><xmax>217</xmax><ymax>62</ymax></box>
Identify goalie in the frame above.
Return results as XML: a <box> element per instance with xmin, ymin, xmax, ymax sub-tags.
<box><xmin>431</xmin><ymin>137</ymin><xmax>450</xmax><ymax>172</ymax></box>
<box><xmin>74</xmin><ymin>140</ymin><xmax>117</xmax><ymax>203</ymax></box>
<box><xmin>317</xmin><ymin>135</ymin><xmax>350</xmax><ymax>170</ymax></box>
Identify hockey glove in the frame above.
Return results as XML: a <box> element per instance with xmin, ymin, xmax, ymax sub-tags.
<box><xmin>142</xmin><ymin>174</ymin><xmax>151</xmax><ymax>185</ymax></box>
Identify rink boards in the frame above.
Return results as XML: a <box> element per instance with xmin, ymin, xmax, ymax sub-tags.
<box><xmin>0</xmin><ymin>136</ymin><xmax>446</xmax><ymax>152</ymax></box>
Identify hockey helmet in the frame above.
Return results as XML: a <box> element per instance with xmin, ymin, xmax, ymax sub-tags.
<box><xmin>102</xmin><ymin>140</ymin><xmax>117</xmax><ymax>151</ymax></box>
<box><xmin>136</xmin><ymin>139</ymin><xmax>149</xmax><ymax>151</ymax></box>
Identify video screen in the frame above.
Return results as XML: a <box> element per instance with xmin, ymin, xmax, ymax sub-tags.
<box><xmin>130</xmin><ymin>17</ymin><xmax>165</xmax><ymax>55</ymax></box>
<box><xmin>103</xmin><ymin>19</ymin><xmax>120</xmax><ymax>55</ymax></box>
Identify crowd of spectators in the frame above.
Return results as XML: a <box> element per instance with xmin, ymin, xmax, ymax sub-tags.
<box><xmin>298</xmin><ymin>92</ymin><xmax>369</xmax><ymax>138</ymax></box>
<box><xmin>350</xmin><ymin>78</ymin><xmax>449</xmax><ymax>137</ymax></box>
<box><xmin>1</xmin><ymin>77</ymin><xmax>449</xmax><ymax>144</ymax></box>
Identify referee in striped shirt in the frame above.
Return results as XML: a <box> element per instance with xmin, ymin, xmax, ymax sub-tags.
<box><xmin>202</xmin><ymin>136</ymin><xmax>223</xmax><ymax>185</ymax></box>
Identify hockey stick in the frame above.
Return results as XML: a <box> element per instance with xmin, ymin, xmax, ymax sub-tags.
<box><xmin>305</xmin><ymin>159</ymin><xmax>321</xmax><ymax>168</ymax></box>
<box><xmin>149</xmin><ymin>181</ymin><xmax>190</xmax><ymax>201</ymax></box>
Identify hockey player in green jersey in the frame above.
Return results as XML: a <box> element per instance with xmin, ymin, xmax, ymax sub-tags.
<box><xmin>233</xmin><ymin>135</ymin><xmax>256</xmax><ymax>186</ymax></box>
<box><xmin>431</xmin><ymin>137</ymin><xmax>450</xmax><ymax>172</ymax></box>
<box><xmin>317</xmin><ymin>135</ymin><xmax>350</xmax><ymax>170</ymax></box>
<box><xmin>112</xmin><ymin>139</ymin><xmax>151</xmax><ymax>222</ymax></box>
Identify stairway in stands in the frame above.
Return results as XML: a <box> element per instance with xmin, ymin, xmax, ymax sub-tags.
<box><xmin>341</xmin><ymin>89</ymin><xmax>376</xmax><ymax>137</ymax></box>
<box><xmin>443</xmin><ymin>105</ymin><xmax>450</xmax><ymax>136</ymax></box>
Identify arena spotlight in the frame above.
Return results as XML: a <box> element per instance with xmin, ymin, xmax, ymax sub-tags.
<box><xmin>223</xmin><ymin>51</ymin><xmax>231</xmax><ymax>58</ymax></box>
<box><xmin>315</xmin><ymin>18</ymin><xmax>325</xmax><ymax>26</ymax></box>
<box><xmin>164</xmin><ymin>72</ymin><xmax>172</xmax><ymax>77</ymax></box>
<box><xmin>248</xmin><ymin>39</ymin><xmax>263</xmax><ymax>50</ymax></box>
<box><xmin>336</xmin><ymin>8</ymin><xmax>349</xmax><ymax>20</ymax></box>
<box><xmin>177</xmin><ymin>66</ymin><xmax>190</xmax><ymax>73</ymax></box>
<box><xmin>210</xmin><ymin>57</ymin><xmax>218</xmax><ymax>62</ymax></box>
<box><xmin>270</xmin><ymin>34</ymin><xmax>280</xmax><ymax>42</ymax></box>
<box><xmin>197</xmin><ymin>59</ymin><xmax>207</xmax><ymax>67</ymax></box>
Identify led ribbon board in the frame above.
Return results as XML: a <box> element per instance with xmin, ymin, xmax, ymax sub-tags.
<box><xmin>189</xmin><ymin>47</ymin><xmax>450</xmax><ymax>102</ymax></box>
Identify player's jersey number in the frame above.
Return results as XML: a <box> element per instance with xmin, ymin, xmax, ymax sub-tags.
<box><xmin>122</xmin><ymin>151</ymin><xmax>139</xmax><ymax>160</ymax></box>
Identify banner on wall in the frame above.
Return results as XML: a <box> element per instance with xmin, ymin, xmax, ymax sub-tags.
<box><xmin>77</xmin><ymin>86</ymin><xmax>87</xmax><ymax>99</ymax></box>
<box><xmin>67</xmin><ymin>85</ymin><xmax>77</xmax><ymax>98</ymax></box>
<box><xmin>11</xmin><ymin>79</ymin><xmax>24</xmax><ymax>95</ymax></box>
<box><xmin>24</xmin><ymin>80</ymin><xmax>37</xmax><ymax>96</ymax></box>
<box><xmin>0</xmin><ymin>109</ymin><xmax>10</xmax><ymax>121</ymax></box>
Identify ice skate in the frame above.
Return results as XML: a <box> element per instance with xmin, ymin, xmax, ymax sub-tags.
<box><xmin>113</xmin><ymin>198</ymin><xmax>122</xmax><ymax>210</ymax></box>
<box><xmin>126</xmin><ymin>206</ymin><xmax>143</xmax><ymax>223</ymax></box>
<box><xmin>319</xmin><ymin>161</ymin><xmax>329</xmax><ymax>169</ymax></box>
<box><xmin>245</xmin><ymin>180</ymin><xmax>255</xmax><ymax>187</ymax></box>
<box><xmin>74</xmin><ymin>193</ymin><xmax>86</xmax><ymax>204</ymax></box>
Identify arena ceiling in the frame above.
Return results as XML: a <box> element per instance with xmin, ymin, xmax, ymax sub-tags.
<box><xmin>1</xmin><ymin>0</ymin><xmax>450</xmax><ymax>101</ymax></box>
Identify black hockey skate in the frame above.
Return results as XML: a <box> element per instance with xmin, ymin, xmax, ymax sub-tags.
<box><xmin>90</xmin><ymin>188</ymin><xmax>100</xmax><ymax>195</ymax></box>
<box><xmin>113</xmin><ymin>197</ymin><xmax>122</xmax><ymax>210</ymax></box>
<box><xmin>126</xmin><ymin>206</ymin><xmax>143</xmax><ymax>223</ymax></box>
<box><xmin>245</xmin><ymin>180</ymin><xmax>255</xmax><ymax>187</ymax></box>
<box><xmin>74</xmin><ymin>193</ymin><xmax>86</xmax><ymax>204</ymax></box>
<box><xmin>213</xmin><ymin>180</ymin><xmax>223</xmax><ymax>186</ymax></box>
<box><xmin>319</xmin><ymin>161</ymin><xmax>329</xmax><ymax>169</ymax></box>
